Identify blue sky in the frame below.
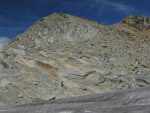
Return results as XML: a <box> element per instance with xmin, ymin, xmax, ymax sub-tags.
<box><xmin>0</xmin><ymin>0</ymin><xmax>150</xmax><ymax>40</ymax></box>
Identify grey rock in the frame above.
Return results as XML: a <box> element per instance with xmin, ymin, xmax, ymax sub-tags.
<box><xmin>35</xmin><ymin>39</ymin><xmax>41</xmax><ymax>49</ymax></box>
<box><xmin>12</xmin><ymin>49</ymin><xmax>25</xmax><ymax>56</ymax></box>
<box><xmin>0</xmin><ymin>88</ymin><xmax>150</xmax><ymax>113</ymax></box>
<box><xmin>136</xmin><ymin>75</ymin><xmax>150</xmax><ymax>84</ymax></box>
<box><xmin>17</xmin><ymin>45</ymin><xmax>25</xmax><ymax>49</ymax></box>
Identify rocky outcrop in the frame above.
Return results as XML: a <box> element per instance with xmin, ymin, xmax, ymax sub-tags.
<box><xmin>122</xmin><ymin>16</ymin><xmax>150</xmax><ymax>30</ymax></box>
<box><xmin>0</xmin><ymin>13</ymin><xmax>150</xmax><ymax>107</ymax></box>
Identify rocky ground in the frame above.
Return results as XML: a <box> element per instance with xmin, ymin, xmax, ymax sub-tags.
<box><xmin>0</xmin><ymin>13</ymin><xmax>150</xmax><ymax>109</ymax></box>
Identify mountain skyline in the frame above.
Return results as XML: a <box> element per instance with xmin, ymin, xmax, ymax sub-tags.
<box><xmin>0</xmin><ymin>0</ymin><xmax>150</xmax><ymax>39</ymax></box>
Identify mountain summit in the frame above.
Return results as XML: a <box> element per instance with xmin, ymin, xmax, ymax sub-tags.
<box><xmin>0</xmin><ymin>13</ymin><xmax>150</xmax><ymax>107</ymax></box>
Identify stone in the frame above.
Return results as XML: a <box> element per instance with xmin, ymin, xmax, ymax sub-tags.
<box><xmin>35</xmin><ymin>39</ymin><xmax>41</xmax><ymax>48</ymax></box>
<box><xmin>17</xmin><ymin>45</ymin><xmax>25</xmax><ymax>49</ymax></box>
<box><xmin>141</xmin><ymin>60</ymin><xmax>150</xmax><ymax>68</ymax></box>
<box><xmin>18</xmin><ymin>94</ymin><xmax>23</xmax><ymax>98</ymax></box>
<box><xmin>135</xmin><ymin>75</ymin><xmax>150</xmax><ymax>84</ymax></box>
<box><xmin>12</xmin><ymin>49</ymin><xmax>25</xmax><ymax>56</ymax></box>
<box><xmin>39</xmin><ymin>51</ymin><xmax>49</xmax><ymax>57</ymax></box>
<box><xmin>85</xmin><ymin>72</ymin><xmax>106</xmax><ymax>84</ymax></box>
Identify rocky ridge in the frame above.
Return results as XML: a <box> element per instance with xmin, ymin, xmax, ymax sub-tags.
<box><xmin>0</xmin><ymin>13</ymin><xmax>150</xmax><ymax>106</ymax></box>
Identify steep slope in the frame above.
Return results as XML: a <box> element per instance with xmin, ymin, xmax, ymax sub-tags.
<box><xmin>0</xmin><ymin>13</ymin><xmax>150</xmax><ymax>106</ymax></box>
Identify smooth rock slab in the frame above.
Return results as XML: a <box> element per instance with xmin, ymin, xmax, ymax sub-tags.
<box><xmin>0</xmin><ymin>87</ymin><xmax>150</xmax><ymax>113</ymax></box>
<box><xmin>136</xmin><ymin>75</ymin><xmax>150</xmax><ymax>84</ymax></box>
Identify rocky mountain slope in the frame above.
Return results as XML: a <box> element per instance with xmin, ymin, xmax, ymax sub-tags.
<box><xmin>0</xmin><ymin>13</ymin><xmax>150</xmax><ymax>107</ymax></box>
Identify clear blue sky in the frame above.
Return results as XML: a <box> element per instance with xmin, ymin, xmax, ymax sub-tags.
<box><xmin>0</xmin><ymin>0</ymin><xmax>150</xmax><ymax>39</ymax></box>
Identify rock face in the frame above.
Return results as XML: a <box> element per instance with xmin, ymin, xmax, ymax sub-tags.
<box><xmin>0</xmin><ymin>13</ymin><xmax>150</xmax><ymax>107</ymax></box>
